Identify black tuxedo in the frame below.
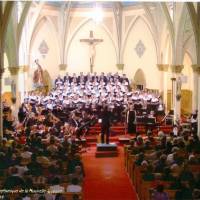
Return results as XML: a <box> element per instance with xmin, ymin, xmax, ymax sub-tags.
<box><xmin>100</xmin><ymin>109</ymin><xmax>112</xmax><ymax>144</ymax></box>
<box><xmin>127</xmin><ymin>110</ymin><xmax>136</xmax><ymax>133</ymax></box>
<box><xmin>121</xmin><ymin>77</ymin><xmax>129</xmax><ymax>84</ymax></box>
<box><xmin>63</xmin><ymin>75</ymin><xmax>71</xmax><ymax>83</ymax></box>
<box><xmin>55</xmin><ymin>78</ymin><xmax>63</xmax><ymax>85</ymax></box>
<box><xmin>18</xmin><ymin>106</ymin><xmax>27</xmax><ymax>123</ymax></box>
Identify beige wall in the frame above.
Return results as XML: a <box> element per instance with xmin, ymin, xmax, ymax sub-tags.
<box><xmin>30</xmin><ymin>19</ymin><xmax>60</xmax><ymax>86</ymax></box>
<box><xmin>67</xmin><ymin>20</ymin><xmax>117</xmax><ymax>74</ymax></box>
<box><xmin>123</xmin><ymin>17</ymin><xmax>159</xmax><ymax>89</ymax></box>
<box><xmin>19</xmin><ymin>4</ymin><xmax>196</xmax><ymax>94</ymax></box>
<box><xmin>182</xmin><ymin>52</ymin><xmax>193</xmax><ymax>90</ymax></box>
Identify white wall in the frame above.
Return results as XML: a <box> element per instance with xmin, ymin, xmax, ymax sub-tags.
<box><xmin>182</xmin><ymin>53</ymin><xmax>193</xmax><ymax>90</ymax></box>
<box><xmin>123</xmin><ymin>17</ymin><xmax>159</xmax><ymax>89</ymax></box>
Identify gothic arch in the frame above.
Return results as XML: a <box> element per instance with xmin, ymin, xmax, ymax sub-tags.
<box><xmin>24</xmin><ymin>2</ymin><xmax>45</xmax><ymax>60</ymax></box>
<box><xmin>29</xmin><ymin>16</ymin><xmax>60</xmax><ymax>63</ymax></box>
<box><xmin>159</xmin><ymin>2</ymin><xmax>175</xmax><ymax>63</ymax></box>
<box><xmin>133</xmin><ymin>68</ymin><xmax>146</xmax><ymax>88</ymax></box>
<box><xmin>175</xmin><ymin>4</ymin><xmax>197</xmax><ymax>65</ymax></box>
<box><xmin>162</xmin><ymin>34</ymin><xmax>172</xmax><ymax>64</ymax></box>
<box><xmin>29</xmin><ymin>16</ymin><xmax>47</xmax><ymax>57</ymax></box>
<box><xmin>122</xmin><ymin>15</ymin><xmax>158</xmax><ymax>63</ymax></box>
<box><xmin>185</xmin><ymin>3</ymin><xmax>199</xmax><ymax>62</ymax></box>
<box><xmin>65</xmin><ymin>18</ymin><xmax>117</xmax><ymax>64</ymax></box>
<box><xmin>183</xmin><ymin>35</ymin><xmax>196</xmax><ymax>64</ymax></box>
<box><xmin>17</xmin><ymin>1</ymin><xmax>31</xmax><ymax>49</ymax></box>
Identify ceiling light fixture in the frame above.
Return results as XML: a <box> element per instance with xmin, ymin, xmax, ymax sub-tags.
<box><xmin>91</xmin><ymin>3</ymin><xmax>103</xmax><ymax>23</ymax></box>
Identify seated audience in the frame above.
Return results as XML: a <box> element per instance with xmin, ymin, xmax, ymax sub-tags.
<box><xmin>67</xmin><ymin>178</ymin><xmax>82</xmax><ymax>193</ymax></box>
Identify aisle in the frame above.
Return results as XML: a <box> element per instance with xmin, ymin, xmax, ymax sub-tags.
<box><xmin>82</xmin><ymin>146</ymin><xmax>138</xmax><ymax>200</ymax></box>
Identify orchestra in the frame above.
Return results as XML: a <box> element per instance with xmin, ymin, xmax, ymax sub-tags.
<box><xmin>3</xmin><ymin>72</ymin><xmax>166</xmax><ymax>140</ymax></box>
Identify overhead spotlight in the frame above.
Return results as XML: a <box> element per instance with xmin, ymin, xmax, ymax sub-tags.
<box><xmin>91</xmin><ymin>3</ymin><xmax>103</xmax><ymax>23</ymax></box>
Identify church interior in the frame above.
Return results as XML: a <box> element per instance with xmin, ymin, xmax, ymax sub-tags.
<box><xmin>0</xmin><ymin>1</ymin><xmax>200</xmax><ymax>200</ymax></box>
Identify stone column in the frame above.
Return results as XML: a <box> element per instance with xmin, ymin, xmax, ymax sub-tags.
<box><xmin>0</xmin><ymin>68</ymin><xmax>4</xmax><ymax>138</ymax></box>
<box><xmin>8</xmin><ymin>67</ymin><xmax>20</xmax><ymax>117</ymax></box>
<box><xmin>59</xmin><ymin>64</ymin><xmax>67</xmax><ymax>76</ymax></box>
<box><xmin>170</xmin><ymin>65</ymin><xmax>184</xmax><ymax>122</ymax></box>
<box><xmin>191</xmin><ymin>64</ymin><xmax>199</xmax><ymax>111</ymax></box>
<box><xmin>171</xmin><ymin>77</ymin><xmax>176</xmax><ymax>110</ymax></box>
<box><xmin>19</xmin><ymin>65</ymin><xmax>29</xmax><ymax>102</ymax></box>
<box><xmin>157</xmin><ymin>64</ymin><xmax>169</xmax><ymax>109</ymax></box>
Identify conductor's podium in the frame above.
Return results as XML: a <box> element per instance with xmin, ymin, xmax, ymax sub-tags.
<box><xmin>95</xmin><ymin>143</ymin><xmax>118</xmax><ymax>157</ymax></box>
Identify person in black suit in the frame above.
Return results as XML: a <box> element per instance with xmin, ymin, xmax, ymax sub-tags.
<box><xmin>54</xmin><ymin>75</ymin><xmax>63</xmax><ymax>86</ymax></box>
<box><xmin>100</xmin><ymin>105</ymin><xmax>112</xmax><ymax>144</ymax></box>
<box><xmin>127</xmin><ymin>104</ymin><xmax>136</xmax><ymax>133</ymax></box>
<box><xmin>63</xmin><ymin>72</ymin><xmax>69</xmax><ymax>83</ymax></box>
<box><xmin>18</xmin><ymin>103</ymin><xmax>27</xmax><ymax>123</ymax></box>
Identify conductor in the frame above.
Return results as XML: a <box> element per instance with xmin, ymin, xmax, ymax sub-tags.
<box><xmin>100</xmin><ymin>105</ymin><xmax>112</xmax><ymax>144</ymax></box>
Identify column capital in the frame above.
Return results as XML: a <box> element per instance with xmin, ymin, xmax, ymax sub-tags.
<box><xmin>191</xmin><ymin>64</ymin><xmax>200</xmax><ymax>74</ymax></box>
<box><xmin>171</xmin><ymin>77</ymin><xmax>176</xmax><ymax>81</ymax></box>
<box><xmin>20</xmin><ymin>65</ymin><xmax>29</xmax><ymax>73</ymax></box>
<box><xmin>157</xmin><ymin>64</ymin><xmax>169</xmax><ymax>72</ymax></box>
<box><xmin>116</xmin><ymin>64</ymin><xmax>124</xmax><ymax>70</ymax></box>
<box><xmin>170</xmin><ymin>65</ymin><xmax>184</xmax><ymax>73</ymax></box>
<box><xmin>59</xmin><ymin>64</ymin><xmax>67</xmax><ymax>71</ymax></box>
<box><xmin>8</xmin><ymin>66</ymin><xmax>20</xmax><ymax>76</ymax></box>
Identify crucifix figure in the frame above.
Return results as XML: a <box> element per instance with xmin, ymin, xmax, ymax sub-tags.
<box><xmin>80</xmin><ymin>30</ymin><xmax>103</xmax><ymax>73</ymax></box>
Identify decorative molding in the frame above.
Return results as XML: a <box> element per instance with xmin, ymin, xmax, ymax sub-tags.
<box><xmin>170</xmin><ymin>65</ymin><xmax>184</xmax><ymax>73</ymax></box>
<box><xmin>18</xmin><ymin>65</ymin><xmax>29</xmax><ymax>73</ymax></box>
<box><xmin>59</xmin><ymin>64</ymin><xmax>67</xmax><ymax>71</ymax></box>
<box><xmin>157</xmin><ymin>64</ymin><xmax>169</xmax><ymax>72</ymax></box>
<box><xmin>116</xmin><ymin>64</ymin><xmax>124</xmax><ymax>70</ymax></box>
<box><xmin>8</xmin><ymin>66</ymin><xmax>29</xmax><ymax>75</ymax></box>
<box><xmin>171</xmin><ymin>77</ymin><xmax>176</xmax><ymax>81</ymax></box>
<box><xmin>38</xmin><ymin>40</ymin><xmax>49</xmax><ymax>58</ymax></box>
<box><xmin>103</xmin><ymin>17</ymin><xmax>113</xmax><ymax>35</ymax></box>
<box><xmin>8</xmin><ymin>67</ymin><xmax>20</xmax><ymax>76</ymax></box>
<box><xmin>191</xmin><ymin>64</ymin><xmax>200</xmax><ymax>74</ymax></box>
<box><xmin>135</xmin><ymin>40</ymin><xmax>146</xmax><ymax>58</ymax></box>
<box><xmin>22</xmin><ymin>65</ymin><xmax>29</xmax><ymax>73</ymax></box>
<box><xmin>125</xmin><ymin>15</ymin><xmax>134</xmax><ymax>33</ymax></box>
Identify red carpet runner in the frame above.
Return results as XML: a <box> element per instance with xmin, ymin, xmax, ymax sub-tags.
<box><xmin>82</xmin><ymin>146</ymin><xmax>138</xmax><ymax>200</ymax></box>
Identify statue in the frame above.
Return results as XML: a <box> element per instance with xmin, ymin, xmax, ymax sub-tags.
<box><xmin>89</xmin><ymin>44</ymin><xmax>96</xmax><ymax>67</ymax></box>
<box><xmin>80</xmin><ymin>31</ymin><xmax>103</xmax><ymax>73</ymax></box>
<box><xmin>33</xmin><ymin>59</ymin><xmax>44</xmax><ymax>89</ymax></box>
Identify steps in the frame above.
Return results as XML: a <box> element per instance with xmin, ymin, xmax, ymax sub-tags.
<box><xmin>95</xmin><ymin>143</ymin><xmax>118</xmax><ymax>157</ymax></box>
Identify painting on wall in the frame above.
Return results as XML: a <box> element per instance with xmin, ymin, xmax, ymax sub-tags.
<box><xmin>38</xmin><ymin>40</ymin><xmax>49</xmax><ymax>58</ymax></box>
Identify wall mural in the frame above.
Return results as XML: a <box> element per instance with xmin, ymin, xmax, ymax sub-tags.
<box><xmin>38</xmin><ymin>40</ymin><xmax>49</xmax><ymax>58</ymax></box>
<box><xmin>135</xmin><ymin>40</ymin><xmax>146</xmax><ymax>58</ymax></box>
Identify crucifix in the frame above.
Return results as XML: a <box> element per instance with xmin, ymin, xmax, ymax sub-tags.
<box><xmin>80</xmin><ymin>30</ymin><xmax>103</xmax><ymax>73</ymax></box>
